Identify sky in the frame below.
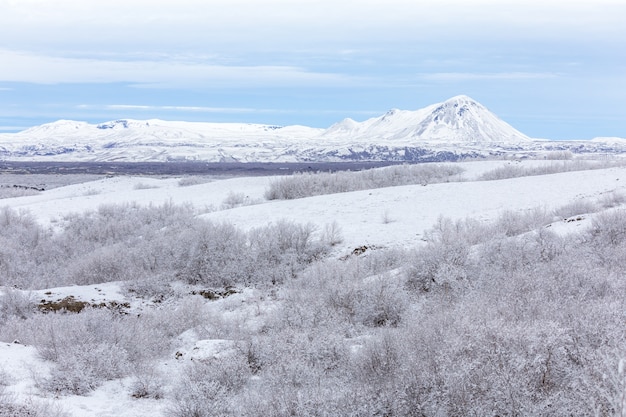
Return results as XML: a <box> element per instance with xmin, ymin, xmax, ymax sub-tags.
<box><xmin>0</xmin><ymin>0</ymin><xmax>624</xmax><ymax>140</ymax></box>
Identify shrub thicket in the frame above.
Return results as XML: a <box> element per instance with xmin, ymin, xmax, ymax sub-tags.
<box><xmin>265</xmin><ymin>163</ymin><xmax>464</xmax><ymax>200</ymax></box>
<box><xmin>478</xmin><ymin>159</ymin><xmax>624</xmax><ymax>181</ymax></box>
<box><xmin>1</xmin><ymin>192</ymin><xmax>626</xmax><ymax>414</ymax></box>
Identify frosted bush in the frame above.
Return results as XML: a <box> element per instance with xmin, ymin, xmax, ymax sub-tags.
<box><xmin>544</xmin><ymin>150</ymin><xmax>574</xmax><ymax>160</ymax></box>
<box><xmin>553</xmin><ymin>198</ymin><xmax>598</xmax><ymax>219</ymax></box>
<box><xmin>0</xmin><ymin>397</ymin><xmax>69</xmax><ymax>417</ymax></box>
<box><xmin>0</xmin><ymin>186</ymin><xmax>40</xmax><ymax>199</ymax></box>
<box><xmin>478</xmin><ymin>159</ymin><xmax>615</xmax><ymax>181</ymax></box>
<box><xmin>129</xmin><ymin>363</ymin><xmax>166</xmax><ymax>399</ymax></box>
<box><xmin>177</xmin><ymin>176</ymin><xmax>211</xmax><ymax>187</ymax></box>
<box><xmin>493</xmin><ymin>207</ymin><xmax>553</xmax><ymax>237</ymax></box>
<box><xmin>320</xmin><ymin>221</ymin><xmax>343</xmax><ymax>247</ymax></box>
<box><xmin>8</xmin><ymin>308</ymin><xmax>174</xmax><ymax>396</ymax></box>
<box><xmin>40</xmin><ymin>342</ymin><xmax>131</xmax><ymax>395</ymax></box>
<box><xmin>62</xmin><ymin>243</ymin><xmax>137</xmax><ymax>285</ymax></box>
<box><xmin>477</xmin><ymin>163</ymin><xmax>526</xmax><ymax>181</ymax></box>
<box><xmin>133</xmin><ymin>182</ymin><xmax>159</xmax><ymax>190</ymax></box>
<box><xmin>406</xmin><ymin>239</ymin><xmax>471</xmax><ymax>293</ymax></box>
<box><xmin>600</xmin><ymin>191</ymin><xmax>626</xmax><ymax>209</ymax></box>
<box><xmin>179</xmin><ymin>221</ymin><xmax>250</xmax><ymax>286</ymax></box>
<box><xmin>0</xmin><ymin>288</ymin><xmax>35</xmax><ymax>320</ymax></box>
<box><xmin>265</xmin><ymin>163</ymin><xmax>464</xmax><ymax>199</ymax></box>
<box><xmin>588</xmin><ymin>209</ymin><xmax>626</xmax><ymax>247</ymax></box>
<box><xmin>220</xmin><ymin>191</ymin><xmax>249</xmax><ymax>209</ymax></box>
<box><xmin>167</xmin><ymin>358</ymin><xmax>250</xmax><ymax>417</ymax></box>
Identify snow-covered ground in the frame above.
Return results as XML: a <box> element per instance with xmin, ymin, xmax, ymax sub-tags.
<box><xmin>4</xmin><ymin>160</ymin><xmax>624</xmax><ymax>251</ymax></box>
<box><xmin>1</xmin><ymin>159</ymin><xmax>626</xmax><ymax>416</ymax></box>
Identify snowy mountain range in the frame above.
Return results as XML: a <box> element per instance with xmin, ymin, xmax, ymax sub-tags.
<box><xmin>0</xmin><ymin>95</ymin><xmax>624</xmax><ymax>162</ymax></box>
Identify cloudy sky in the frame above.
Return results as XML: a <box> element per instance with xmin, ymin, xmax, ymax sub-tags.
<box><xmin>0</xmin><ymin>0</ymin><xmax>624</xmax><ymax>139</ymax></box>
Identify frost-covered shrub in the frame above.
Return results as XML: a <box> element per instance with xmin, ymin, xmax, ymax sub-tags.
<box><xmin>544</xmin><ymin>150</ymin><xmax>574</xmax><ymax>160</ymax></box>
<box><xmin>0</xmin><ymin>396</ymin><xmax>69</xmax><ymax>417</ymax></box>
<box><xmin>133</xmin><ymin>182</ymin><xmax>159</xmax><ymax>190</ymax></box>
<box><xmin>62</xmin><ymin>243</ymin><xmax>138</xmax><ymax>285</ymax></box>
<box><xmin>129</xmin><ymin>363</ymin><xmax>166</xmax><ymax>400</ymax></box>
<box><xmin>357</xmin><ymin>275</ymin><xmax>408</xmax><ymax>327</ymax></box>
<box><xmin>7</xmin><ymin>308</ymin><xmax>174</xmax><ymax>396</ymax></box>
<box><xmin>406</xmin><ymin>239</ymin><xmax>471</xmax><ymax>293</ymax></box>
<box><xmin>40</xmin><ymin>342</ymin><xmax>131</xmax><ymax>395</ymax></box>
<box><xmin>493</xmin><ymin>207</ymin><xmax>553</xmax><ymax>237</ymax></box>
<box><xmin>167</xmin><ymin>357</ymin><xmax>250</xmax><ymax>417</ymax></box>
<box><xmin>584</xmin><ymin>209</ymin><xmax>626</xmax><ymax>270</ymax></box>
<box><xmin>280</xmin><ymin>254</ymin><xmax>409</xmax><ymax>330</ymax></box>
<box><xmin>235</xmin><ymin>327</ymin><xmax>351</xmax><ymax>416</ymax></box>
<box><xmin>177</xmin><ymin>176</ymin><xmax>211</xmax><ymax>187</ymax></box>
<box><xmin>0</xmin><ymin>289</ymin><xmax>35</xmax><ymax>320</ymax></box>
<box><xmin>0</xmin><ymin>186</ymin><xmax>40</xmax><ymax>199</ymax></box>
<box><xmin>320</xmin><ymin>221</ymin><xmax>343</xmax><ymax>247</ymax></box>
<box><xmin>59</xmin><ymin>201</ymin><xmax>196</xmax><ymax>249</ymax></box>
<box><xmin>1</xmin><ymin>200</ymin><xmax>331</xmax><ymax>291</ymax></box>
<box><xmin>179</xmin><ymin>219</ymin><xmax>328</xmax><ymax>287</ymax></box>
<box><xmin>587</xmin><ymin>209</ymin><xmax>626</xmax><ymax>247</ymax></box>
<box><xmin>179</xmin><ymin>221</ymin><xmax>250</xmax><ymax>287</ymax></box>
<box><xmin>477</xmin><ymin>163</ymin><xmax>526</xmax><ymax>181</ymax></box>
<box><xmin>0</xmin><ymin>207</ymin><xmax>51</xmax><ymax>288</ymax></box>
<box><xmin>0</xmin><ymin>202</ymin><xmax>198</xmax><ymax>289</ymax></box>
<box><xmin>248</xmin><ymin>220</ymin><xmax>325</xmax><ymax>285</ymax></box>
<box><xmin>265</xmin><ymin>163</ymin><xmax>464</xmax><ymax>200</ymax></box>
<box><xmin>478</xmin><ymin>159</ymin><xmax>614</xmax><ymax>181</ymax></box>
<box><xmin>600</xmin><ymin>191</ymin><xmax>626</xmax><ymax>209</ymax></box>
<box><xmin>220</xmin><ymin>191</ymin><xmax>259</xmax><ymax>209</ymax></box>
<box><xmin>322</xmin><ymin>271</ymin><xmax>408</xmax><ymax>327</ymax></box>
<box><xmin>553</xmin><ymin>198</ymin><xmax>598</xmax><ymax>219</ymax></box>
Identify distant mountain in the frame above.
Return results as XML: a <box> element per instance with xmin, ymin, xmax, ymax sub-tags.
<box><xmin>321</xmin><ymin>95</ymin><xmax>531</xmax><ymax>143</ymax></box>
<box><xmin>1</xmin><ymin>96</ymin><xmax>621</xmax><ymax>163</ymax></box>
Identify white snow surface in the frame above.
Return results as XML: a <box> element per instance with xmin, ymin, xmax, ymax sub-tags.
<box><xmin>1</xmin><ymin>159</ymin><xmax>626</xmax><ymax>416</ymax></box>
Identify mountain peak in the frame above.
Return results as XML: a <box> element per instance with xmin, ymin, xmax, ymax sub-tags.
<box><xmin>320</xmin><ymin>95</ymin><xmax>530</xmax><ymax>143</ymax></box>
<box><xmin>443</xmin><ymin>94</ymin><xmax>479</xmax><ymax>104</ymax></box>
<box><xmin>20</xmin><ymin>120</ymin><xmax>89</xmax><ymax>135</ymax></box>
<box><xmin>96</xmin><ymin>119</ymin><xmax>157</xmax><ymax>130</ymax></box>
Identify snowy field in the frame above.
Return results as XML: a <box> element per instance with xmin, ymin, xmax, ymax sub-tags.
<box><xmin>1</xmin><ymin>158</ymin><xmax>626</xmax><ymax>416</ymax></box>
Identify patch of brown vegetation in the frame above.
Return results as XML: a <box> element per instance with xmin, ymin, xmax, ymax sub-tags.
<box><xmin>191</xmin><ymin>288</ymin><xmax>239</xmax><ymax>300</ymax></box>
<box><xmin>38</xmin><ymin>297</ymin><xmax>131</xmax><ymax>314</ymax></box>
<box><xmin>38</xmin><ymin>296</ymin><xmax>89</xmax><ymax>313</ymax></box>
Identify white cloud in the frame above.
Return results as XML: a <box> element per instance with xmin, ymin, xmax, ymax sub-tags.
<box><xmin>80</xmin><ymin>104</ymin><xmax>380</xmax><ymax>117</ymax></box>
<box><xmin>0</xmin><ymin>49</ymin><xmax>357</xmax><ymax>87</ymax></box>
<box><xmin>420</xmin><ymin>72</ymin><xmax>559</xmax><ymax>81</ymax></box>
<box><xmin>1</xmin><ymin>0</ymin><xmax>624</xmax><ymax>52</ymax></box>
<box><xmin>103</xmin><ymin>105</ymin><xmax>280</xmax><ymax>114</ymax></box>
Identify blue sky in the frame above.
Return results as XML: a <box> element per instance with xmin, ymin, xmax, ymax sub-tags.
<box><xmin>0</xmin><ymin>0</ymin><xmax>624</xmax><ymax>139</ymax></box>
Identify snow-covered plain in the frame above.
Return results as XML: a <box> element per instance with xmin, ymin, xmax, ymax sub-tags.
<box><xmin>1</xmin><ymin>158</ymin><xmax>626</xmax><ymax>416</ymax></box>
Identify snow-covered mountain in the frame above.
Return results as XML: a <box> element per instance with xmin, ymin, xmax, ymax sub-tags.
<box><xmin>0</xmin><ymin>96</ymin><xmax>623</xmax><ymax>162</ymax></box>
<box><xmin>322</xmin><ymin>95</ymin><xmax>531</xmax><ymax>144</ymax></box>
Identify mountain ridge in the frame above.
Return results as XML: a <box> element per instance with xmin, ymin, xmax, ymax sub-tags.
<box><xmin>1</xmin><ymin>96</ymin><xmax>623</xmax><ymax>162</ymax></box>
